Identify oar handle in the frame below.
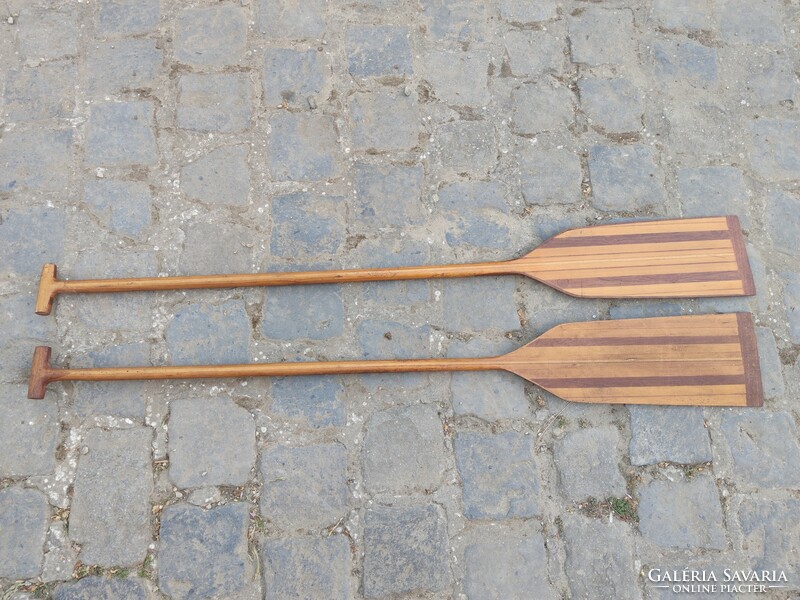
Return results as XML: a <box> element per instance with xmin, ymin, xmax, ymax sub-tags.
<box><xmin>28</xmin><ymin>346</ymin><xmax>499</xmax><ymax>399</ymax></box>
<box><xmin>36</xmin><ymin>261</ymin><xmax>516</xmax><ymax>315</ymax></box>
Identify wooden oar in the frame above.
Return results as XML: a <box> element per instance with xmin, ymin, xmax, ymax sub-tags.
<box><xmin>34</xmin><ymin>216</ymin><xmax>754</xmax><ymax>315</ymax></box>
<box><xmin>28</xmin><ymin>313</ymin><xmax>763</xmax><ymax>407</ymax></box>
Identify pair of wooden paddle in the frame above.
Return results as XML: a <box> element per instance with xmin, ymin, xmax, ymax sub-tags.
<box><xmin>28</xmin><ymin>216</ymin><xmax>763</xmax><ymax>407</ymax></box>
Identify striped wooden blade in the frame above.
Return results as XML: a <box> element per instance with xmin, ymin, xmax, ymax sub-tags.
<box><xmin>502</xmin><ymin>313</ymin><xmax>763</xmax><ymax>406</ymax></box>
<box><xmin>517</xmin><ymin>216</ymin><xmax>754</xmax><ymax>298</ymax></box>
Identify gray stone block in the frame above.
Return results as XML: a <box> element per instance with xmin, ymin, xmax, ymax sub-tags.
<box><xmin>0</xmin><ymin>206</ymin><xmax>66</xmax><ymax>277</ymax></box>
<box><xmin>177</xmin><ymin>74</ymin><xmax>252</xmax><ymax>133</ymax></box>
<box><xmin>718</xmin><ymin>0</ymin><xmax>784</xmax><ymax>44</ymax></box>
<box><xmin>766</xmin><ymin>189</ymin><xmax>799</xmax><ymax>256</ymax></box>
<box><xmin>270</xmin><ymin>376</ymin><xmax>345</xmax><ymax>428</ymax></box>
<box><xmin>750</xmin><ymin>119</ymin><xmax>800</xmax><ymax>180</ymax></box>
<box><xmin>0</xmin><ymin>292</ymin><xmax>55</xmax><ymax>342</ymax></box>
<box><xmin>738</xmin><ymin>498</ymin><xmax>800</xmax><ymax>573</ymax></box>
<box><xmin>629</xmin><ymin>406</ymin><xmax>712</xmax><ymax>466</ymax></box>
<box><xmin>651</xmin><ymin>0</ymin><xmax>712</xmax><ymax>29</ymax></box>
<box><xmin>86</xmin><ymin>102</ymin><xmax>158</xmax><ymax>166</ymax></box>
<box><xmin>258</xmin><ymin>0</ymin><xmax>326</xmax><ymax>39</ymax></box>
<box><xmin>554</xmin><ymin>427</ymin><xmax>627</xmax><ymax>501</ymax></box>
<box><xmin>465</xmin><ymin>533</ymin><xmax>556</xmax><ymax>600</ymax></box>
<box><xmin>363</xmin><ymin>504</ymin><xmax>449</xmax><ymax>598</ymax></box>
<box><xmin>345</xmin><ymin>25</ymin><xmax>413</xmax><ymax>77</ymax></box>
<box><xmin>18</xmin><ymin>8</ymin><xmax>79</xmax><ymax>60</ymax></box>
<box><xmin>271</xmin><ymin>192</ymin><xmax>344</xmax><ymax>257</ymax></box>
<box><xmin>159</xmin><ymin>502</ymin><xmax>250</xmax><ymax>600</ymax></box>
<box><xmin>70</xmin><ymin>427</ymin><xmax>153</xmax><ymax>567</ymax></box>
<box><xmin>421</xmin><ymin>0</ymin><xmax>484</xmax><ymax>40</ymax></box>
<box><xmin>445</xmin><ymin>213</ymin><xmax>510</xmax><ymax>250</ymax></box>
<box><xmin>579</xmin><ymin>77</ymin><xmax>643</xmax><ymax>133</ymax></box>
<box><xmin>363</xmin><ymin>404</ymin><xmax>446</xmax><ymax>493</ymax></box>
<box><xmin>638</xmin><ymin>475</ymin><xmax>726</xmax><ymax>549</ymax></box>
<box><xmin>438</xmin><ymin>181</ymin><xmax>510</xmax><ymax>248</ymax></box>
<box><xmin>263</xmin><ymin>48</ymin><xmax>324</xmax><ymax>106</ymax></box>
<box><xmin>169</xmin><ymin>398</ymin><xmax>256</xmax><ymax>488</ymax></box>
<box><xmin>175</xmin><ymin>5</ymin><xmax>247</xmax><ymax>68</ymax></box>
<box><xmin>652</xmin><ymin>38</ymin><xmax>718</xmax><ymax>83</ymax></box>
<box><xmin>511</xmin><ymin>82</ymin><xmax>574</xmax><ymax>134</ymax></box>
<box><xmin>0</xmin><ymin>129</ymin><xmax>72</xmax><ymax>192</ymax></box>
<box><xmin>443</xmin><ymin>277</ymin><xmax>519</xmax><ymax>332</ymax></box>
<box><xmin>72</xmin><ymin>342</ymin><xmax>150</xmax><ymax>419</ymax></box>
<box><xmin>721</xmin><ymin>411</ymin><xmax>800</xmax><ymax>488</ymax></box>
<box><xmin>181</xmin><ymin>145</ymin><xmax>250</xmax><ymax>206</ymax></box>
<box><xmin>54</xmin><ymin>577</ymin><xmax>149</xmax><ymax>600</ymax></box>
<box><xmin>167</xmin><ymin>299</ymin><xmax>250</xmax><ymax>365</ymax></box>
<box><xmin>0</xmin><ymin>488</ymin><xmax>48</xmax><ymax>579</ymax></box>
<box><xmin>741</xmin><ymin>51</ymin><xmax>798</xmax><ymax>106</ymax></box>
<box><xmin>519</xmin><ymin>146</ymin><xmax>583</xmax><ymax>205</ymax></box>
<box><xmin>84</xmin><ymin>179</ymin><xmax>152</xmax><ymax>237</ymax></box>
<box><xmin>499</xmin><ymin>0</ymin><xmax>558</xmax><ymax>23</ymax></box>
<box><xmin>267</xmin><ymin>112</ymin><xmax>338</xmax><ymax>180</ymax></box>
<box><xmin>179</xmin><ymin>221</ymin><xmax>258</xmax><ymax>275</ymax></box>
<box><xmin>350</xmin><ymin>90</ymin><xmax>419</xmax><ymax>151</ymax></box>
<box><xmin>504</xmin><ymin>30</ymin><xmax>565</xmax><ymax>77</ymax></box>
<box><xmin>455</xmin><ymin>432</ymin><xmax>539</xmax><ymax>519</ymax></box>
<box><xmin>425</xmin><ymin>50</ymin><xmax>490</xmax><ymax>106</ymax></box>
<box><xmin>434</xmin><ymin>120</ymin><xmax>496</xmax><ymax>177</ymax></box>
<box><xmin>608</xmin><ymin>301</ymin><xmax>682</xmax><ymax>319</ymax></box>
<box><xmin>785</xmin><ymin>271</ymin><xmax>800</xmax><ymax>343</ymax></box>
<box><xmin>260</xmin><ymin>443</ymin><xmax>348</xmax><ymax>529</ymax></box>
<box><xmin>562</xmin><ymin>515</ymin><xmax>639</xmax><ymax>600</ymax></box>
<box><xmin>98</xmin><ymin>0</ymin><xmax>160</xmax><ymax>35</ymax></box>
<box><xmin>756</xmin><ymin>326</ymin><xmax>784</xmax><ymax>399</ymax></box>
<box><xmin>568</xmin><ymin>8</ymin><xmax>635</xmax><ymax>66</ymax></box>
<box><xmin>261</xmin><ymin>536</ymin><xmax>351</xmax><ymax>600</ymax></box>
<box><xmin>4</xmin><ymin>63</ymin><xmax>77</xmax><ymax>121</ymax></box>
<box><xmin>353</xmin><ymin>163</ymin><xmax>424</xmax><ymax>227</ymax></box>
<box><xmin>86</xmin><ymin>38</ymin><xmax>162</xmax><ymax>96</ymax></box>
<box><xmin>438</xmin><ymin>181</ymin><xmax>507</xmax><ymax>211</ymax></box>
<box><xmin>263</xmin><ymin>286</ymin><xmax>344</xmax><ymax>340</ymax></box>
<box><xmin>677</xmin><ymin>167</ymin><xmax>750</xmax><ymax>227</ymax></box>
<box><xmin>588</xmin><ymin>144</ymin><xmax>666</xmax><ymax>212</ymax></box>
<box><xmin>357</xmin><ymin>319</ymin><xmax>432</xmax><ymax>360</ymax></box>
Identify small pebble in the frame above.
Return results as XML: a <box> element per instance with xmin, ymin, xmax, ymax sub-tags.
<box><xmin>80</xmin><ymin>446</ymin><xmax>89</xmax><ymax>455</ymax></box>
<box><xmin>307</xmin><ymin>96</ymin><xmax>317</xmax><ymax>110</ymax></box>
<box><xmin>404</xmin><ymin>85</ymin><xmax>413</xmax><ymax>96</ymax></box>
<box><xmin>8</xmin><ymin>16</ymin><xmax>14</xmax><ymax>24</ymax></box>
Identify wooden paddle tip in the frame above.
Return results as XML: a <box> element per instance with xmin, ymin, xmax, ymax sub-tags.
<box><xmin>28</xmin><ymin>346</ymin><xmax>53</xmax><ymax>399</ymax></box>
<box><xmin>35</xmin><ymin>264</ymin><xmax>59</xmax><ymax>316</ymax></box>
<box><xmin>736</xmin><ymin>312</ymin><xmax>764</xmax><ymax>407</ymax></box>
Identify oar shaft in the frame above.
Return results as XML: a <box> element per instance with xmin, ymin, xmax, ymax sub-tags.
<box><xmin>28</xmin><ymin>346</ymin><xmax>499</xmax><ymax>398</ymax></box>
<box><xmin>36</xmin><ymin>261</ymin><xmax>514</xmax><ymax>315</ymax></box>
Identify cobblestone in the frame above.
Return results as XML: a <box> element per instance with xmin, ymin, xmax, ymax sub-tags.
<box><xmin>97</xmin><ymin>0</ymin><xmax>160</xmax><ymax>35</ymax></box>
<box><xmin>260</xmin><ymin>443</ymin><xmax>348</xmax><ymax>530</ymax></box>
<box><xmin>363</xmin><ymin>504</ymin><xmax>449</xmax><ymax>597</ymax></box>
<box><xmin>271</xmin><ymin>192</ymin><xmax>345</xmax><ymax>257</ymax></box>
<box><xmin>511</xmin><ymin>81</ymin><xmax>574</xmax><ymax>134</ymax></box>
<box><xmin>588</xmin><ymin>144</ymin><xmax>666</xmax><ymax>212</ymax></box>
<box><xmin>756</xmin><ymin>326</ymin><xmax>784</xmax><ymax>400</ymax></box>
<box><xmin>69</xmin><ymin>427</ymin><xmax>153</xmax><ymax>566</ymax></box>
<box><xmin>4</xmin><ymin>63</ymin><xmax>77</xmax><ymax>121</ymax></box>
<box><xmin>0</xmin><ymin>206</ymin><xmax>66</xmax><ymax>277</ymax></box>
<box><xmin>519</xmin><ymin>146</ymin><xmax>583</xmax><ymax>205</ymax></box>
<box><xmin>159</xmin><ymin>502</ymin><xmax>251</xmax><ymax>600</ymax></box>
<box><xmin>425</xmin><ymin>50</ymin><xmax>490</xmax><ymax>106</ymax></box>
<box><xmin>263</xmin><ymin>48</ymin><xmax>325</xmax><ymax>107</ymax></box>
<box><xmin>568</xmin><ymin>8</ymin><xmax>635</xmax><ymax>66</ymax></box>
<box><xmin>749</xmin><ymin>119</ymin><xmax>800</xmax><ymax>181</ymax></box>
<box><xmin>499</xmin><ymin>0</ymin><xmax>557</xmax><ymax>23</ymax></box>
<box><xmin>363</xmin><ymin>404</ymin><xmax>446</xmax><ymax>493</ymax></box>
<box><xmin>503</xmin><ymin>29</ymin><xmax>565</xmax><ymax>77</ymax></box>
<box><xmin>738</xmin><ymin>498</ymin><xmax>800</xmax><ymax>573</ymax></box>
<box><xmin>455</xmin><ymin>432</ymin><xmax>539</xmax><ymax>519</ymax></box>
<box><xmin>86</xmin><ymin>39</ymin><xmax>162</xmax><ymax>96</ymax></box>
<box><xmin>53</xmin><ymin>577</ymin><xmax>150</xmax><ymax>600</ymax></box>
<box><xmin>84</xmin><ymin>179</ymin><xmax>152</xmax><ymax>237</ymax></box>
<box><xmin>651</xmin><ymin>0</ymin><xmax>712</xmax><ymax>30</ymax></box>
<box><xmin>350</xmin><ymin>90</ymin><xmax>419</xmax><ymax>151</ymax></box>
<box><xmin>652</xmin><ymin>38</ymin><xmax>718</xmax><ymax>84</ymax></box>
<box><xmin>717</xmin><ymin>0</ymin><xmax>784</xmax><ymax>44</ymax></box>
<box><xmin>263</xmin><ymin>286</ymin><xmax>344</xmax><ymax>340</ymax></box>
<box><xmin>443</xmin><ymin>277</ymin><xmax>519</xmax><ymax>332</ymax></box>
<box><xmin>579</xmin><ymin>77</ymin><xmax>643</xmax><ymax>134</ymax></box>
<box><xmin>86</xmin><ymin>102</ymin><xmax>158</xmax><ymax>166</ymax></box>
<box><xmin>258</xmin><ymin>0</ymin><xmax>326</xmax><ymax>39</ymax></box>
<box><xmin>179</xmin><ymin>221</ymin><xmax>258</xmax><ymax>275</ymax></box>
<box><xmin>270</xmin><ymin>376</ymin><xmax>345</xmax><ymax>428</ymax></box>
<box><xmin>765</xmin><ymin>189</ymin><xmax>799</xmax><ymax>257</ymax></box>
<box><xmin>433</xmin><ymin>120</ymin><xmax>496</xmax><ymax>177</ymax></box>
<box><xmin>0</xmin><ymin>487</ymin><xmax>49</xmax><ymax>580</ymax></box>
<box><xmin>17</xmin><ymin>8</ymin><xmax>79</xmax><ymax>61</ymax></box>
<box><xmin>677</xmin><ymin>167</ymin><xmax>750</xmax><ymax>226</ymax></box>
<box><xmin>177</xmin><ymin>74</ymin><xmax>252</xmax><ymax>133</ymax></box>
<box><xmin>345</xmin><ymin>25</ymin><xmax>413</xmax><ymax>78</ymax></box>
<box><xmin>167</xmin><ymin>299</ymin><xmax>250</xmax><ymax>365</ymax></box>
<box><xmin>261</xmin><ymin>536</ymin><xmax>351</xmax><ymax>600</ymax></box>
<box><xmin>785</xmin><ymin>271</ymin><xmax>800</xmax><ymax>343</ymax></box>
<box><xmin>0</xmin><ymin>129</ymin><xmax>72</xmax><ymax>192</ymax></box>
<box><xmin>554</xmin><ymin>427</ymin><xmax>627</xmax><ymax>501</ymax></box>
<box><xmin>268</xmin><ymin>112</ymin><xmax>338</xmax><ymax>181</ymax></box>
<box><xmin>168</xmin><ymin>398</ymin><xmax>256</xmax><ymax>488</ymax></box>
<box><xmin>721</xmin><ymin>412</ymin><xmax>800</xmax><ymax>489</ymax></box>
<box><xmin>181</xmin><ymin>145</ymin><xmax>250</xmax><ymax>207</ymax></box>
<box><xmin>175</xmin><ymin>5</ymin><xmax>247</xmax><ymax>68</ymax></box>
<box><xmin>354</xmin><ymin>163</ymin><xmax>424</xmax><ymax>227</ymax></box>
<box><xmin>629</xmin><ymin>406</ymin><xmax>712</xmax><ymax>466</ymax></box>
<box><xmin>638</xmin><ymin>474</ymin><xmax>726</xmax><ymax>549</ymax></box>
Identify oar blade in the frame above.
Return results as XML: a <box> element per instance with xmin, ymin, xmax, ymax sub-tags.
<box><xmin>520</xmin><ymin>216</ymin><xmax>755</xmax><ymax>298</ymax></box>
<box><xmin>504</xmin><ymin>313</ymin><xmax>763</xmax><ymax>406</ymax></box>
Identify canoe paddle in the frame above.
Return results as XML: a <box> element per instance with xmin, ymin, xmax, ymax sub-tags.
<box><xmin>28</xmin><ymin>313</ymin><xmax>763</xmax><ymax>407</ymax></box>
<box><xmin>34</xmin><ymin>216</ymin><xmax>755</xmax><ymax>315</ymax></box>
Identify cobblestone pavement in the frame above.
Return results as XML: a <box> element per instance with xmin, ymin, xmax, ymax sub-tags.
<box><xmin>1</xmin><ymin>0</ymin><xmax>799</xmax><ymax>598</ymax></box>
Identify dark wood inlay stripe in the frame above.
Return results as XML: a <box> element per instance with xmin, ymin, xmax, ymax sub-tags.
<box><xmin>736</xmin><ymin>312</ymin><xmax>764</xmax><ymax>407</ymax></box>
<box><xmin>551</xmin><ymin>270</ymin><xmax>743</xmax><ymax>288</ymax></box>
<box><xmin>531</xmin><ymin>335</ymin><xmax>740</xmax><ymax>347</ymax></box>
<box><xmin>727</xmin><ymin>216</ymin><xmax>756</xmax><ymax>296</ymax></box>
<box><xmin>536</xmin><ymin>374</ymin><xmax>746</xmax><ymax>388</ymax></box>
<box><xmin>541</xmin><ymin>230</ymin><xmax>730</xmax><ymax>248</ymax></box>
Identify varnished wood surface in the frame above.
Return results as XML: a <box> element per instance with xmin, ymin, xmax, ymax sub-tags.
<box><xmin>28</xmin><ymin>314</ymin><xmax>763</xmax><ymax>407</ymax></box>
<box><xmin>35</xmin><ymin>216</ymin><xmax>755</xmax><ymax>315</ymax></box>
